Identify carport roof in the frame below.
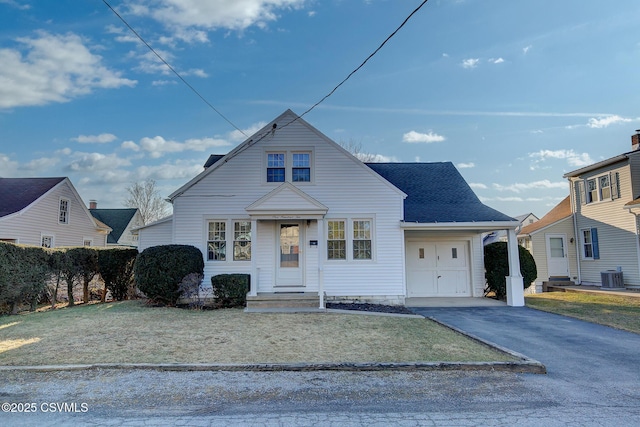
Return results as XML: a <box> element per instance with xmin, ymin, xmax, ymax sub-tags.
<box><xmin>366</xmin><ymin>162</ymin><xmax>515</xmax><ymax>224</ymax></box>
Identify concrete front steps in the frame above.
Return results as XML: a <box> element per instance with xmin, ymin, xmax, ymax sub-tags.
<box><xmin>543</xmin><ymin>277</ymin><xmax>575</xmax><ymax>292</ymax></box>
<box><xmin>245</xmin><ymin>292</ymin><xmax>322</xmax><ymax>313</ymax></box>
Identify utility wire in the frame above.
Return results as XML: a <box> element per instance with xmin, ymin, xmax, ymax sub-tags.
<box><xmin>101</xmin><ymin>0</ymin><xmax>248</xmax><ymax>137</ymax></box>
<box><xmin>284</xmin><ymin>0</ymin><xmax>431</xmax><ymax>128</ymax></box>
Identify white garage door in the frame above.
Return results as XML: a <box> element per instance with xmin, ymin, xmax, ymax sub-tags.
<box><xmin>406</xmin><ymin>241</ymin><xmax>470</xmax><ymax>297</ymax></box>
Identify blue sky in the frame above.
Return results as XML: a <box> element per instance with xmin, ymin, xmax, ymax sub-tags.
<box><xmin>1</xmin><ymin>0</ymin><xmax>640</xmax><ymax>218</ymax></box>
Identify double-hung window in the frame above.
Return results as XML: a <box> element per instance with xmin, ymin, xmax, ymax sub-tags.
<box><xmin>327</xmin><ymin>220</ymin><xmax>346</xmax><ymax>260</ymax></box>
<box><xmin>580</xmin><ymin>173</ymin><xmax>620</xmax><ymax>204</ymax></box>
<box><xmin>59</xmin><ymin>199</ymin><xmax>69</xmax><ymax>224</ymax></box>
<box><xmin>599</xmin><ymin>175</ymin><xmax>611</xmax><ymax>200</ymax></box>
<box><xmin>581</xmin><ymin>228</ymin><xmax>600</xmax><ymax>260</ymax></box>
<box><xmin>233</xmin><ymin>221</ymin><xmax>251</xmax><ymax>261</ymax></box>
<box><xmin>292</xmin><ymin>153</ymin><xmax>311</xmax><ymax>182</ymax></box>
<box><xmin>586</xmin><ymin>179</ymin><xmax>597</xmax><ymax>204</ymax></box>
<box><xmin>41</xmin><ymin>235</ymin><xmax>53</xmax><ymax>248</ymax></box>
<box><xmin>353</xmin><ymin>220</ymin><xmax>372</xmax><ymax>260</ymax></box>
<box><xmin>208</xmin><ymin>221</ymin><xmax>226</xmax><ymax>261</ymax></box>
<box><xmin>267</xmin><ymin>153</ymin><xmax>285</xmax><ymax>182</ymax></box>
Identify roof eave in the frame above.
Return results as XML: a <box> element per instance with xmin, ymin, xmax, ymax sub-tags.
<box><xmin>563</xmin><ymin>154</ymin><xmax>630</xmax><ymax>178</ymax></box>
<box><xmin>401</xmin><ymin>220</ymin><xmax>520</xmax><ymax>231</ymax></box>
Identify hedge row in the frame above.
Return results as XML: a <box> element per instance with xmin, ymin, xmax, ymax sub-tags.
<box><xmin>0</xmin><ymin>242</ymin><xmax>137</xmax><ymax>315</ymax></box>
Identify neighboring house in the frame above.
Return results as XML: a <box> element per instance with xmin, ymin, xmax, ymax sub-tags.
<box><xmin>521</xmin><ymin>131</ymin><xmax>640</xmax><ymax>290</ymax></box>
<box><xmin>0</xmin><ymin>177</ymin><xmax>110</xmax><ymax>247</ymax></box>
<box><xmin>562</xmin><ymin>132</ymin><xmax>640</xmax><ymax>289</ymax></box>
<box><xmin>89</xmin><ymin>202</ymin><xmax>142</xmax><ymax>247</ymax></box>
<box><xmin>518</xmin><ymin>196</ymin><xmax>579</xmax><ymax>293</ymax></box>
<box><xmin>137</xmin><ymin>110</ymin><xmax>525</xmax><ymax>306</ymax></box>
<box><xmin>484</xmin><ymin>213</ymin><xmax>539</xmax><ymax>246</ymax></box>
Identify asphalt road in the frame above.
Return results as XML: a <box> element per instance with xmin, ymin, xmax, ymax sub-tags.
<box><xmin>1</xmin><ymin>306</ymin><xmax>639</xmax><ymax>426</ymax></box>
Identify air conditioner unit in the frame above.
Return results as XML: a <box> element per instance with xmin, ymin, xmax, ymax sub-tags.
<box><xmin>600</xmin><ymin>271</ymin><xmax>624</xmax><ymax>288</ymax></box>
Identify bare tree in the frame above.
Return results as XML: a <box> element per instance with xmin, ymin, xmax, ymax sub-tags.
<box><xmin>338</xmin><ymin>139</ymin><xmax>379</xmax><ymax>163</ymax></box>
<box><xmin>124</xmin><ymin>179</ymin><xmax>170</xmax><ymax>225</ymax></box>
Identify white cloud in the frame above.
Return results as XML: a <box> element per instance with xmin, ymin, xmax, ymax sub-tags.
<box><xmin>152</xmin><ymin>79</ymin><xmax>177</xmax><ymax>86</ymax></box>
<box><xmin>137</xmin><ymin>160</ymin><xmax>204</xmax><ymax>180</ymax></box>
<box><xmin>457</xmin><ymin>162</ymin><xmax>475</xmax><ymax>168</ymax></box>
<box><xmin>403</xmin><ymin>130</ymin><xmax>446</xmax><ymax>144</ymax></box>
<box><xmin>491</xmin><ymin>57</ymin><xmax>504</xmax><ymax>64</ymax></box>
<box><xmin>461</xmin><ymin>58</ymin><xmax>479</xmax><ymax>69</ymax></box>
<box><xmin>493</xmin><ymin>179</ymin><xmax>567</xmax><ymax>193</ymax></box>
<box><xmin>587</xmin><ymin>115</ymin><xmax>633</xmax><ymax>129</ymax></box>
<box><xmin>229</xmin><ymin>121</ymin><xmax>268</xmax><ymax>142</ymax></box>
<box><xmin>0</xmin><ymin>32</ymin><xmax>137</xmax><ymax>109</ymax></box>
<box><xmin>0</xmin><ymin>0</ymin><xmax>30</xmax><ymax>10</ymax></box>
<box><xmin>529</xmin><ymin>149</ymin><xmax>594</xmax><ymax>168</ymax></box>
<box><xmin>523</xmin><ymin>45</ymin><xmax>532</xmax><ymax>54</ymax></box>
<box><xmin>127</xmin><ymin>0</ymin><xmax>307</xmax><ymax>35</ymax></box>
<box><xmin>21</xmin><ymin>157</ymin><xmax>59</xmax><ymax>171</ymax></box>
<box><xmin>64</xmin><ymin>151</ymin><xmax>132</xmax><ymax>172</ymax></box>
<box><xmin>469</xmin><ymin>182</ymin><xmax>487</xmax><ymax>189</ymax></box>
<box><xmin>0</xmin><ymin>153</ymin><xmax>19</xmax><ymax>175</ymax></box>
<box><xmin>123</xmin><ymin>135</ymin><xmax>231</xmax><ymax>158</ymax></box>
<box><xmin>308</xmin><ymin>10</ymin><xmax>316</xmax><ymax>17</ymax></box>
<box><xmin>72</xmin><ymin>133</ymin><xmax>118</xmax><ymax>144</ymax></box>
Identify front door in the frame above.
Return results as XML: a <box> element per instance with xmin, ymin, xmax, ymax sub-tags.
<box><xmin>546</xmin><ymin>234</ymin><xmax>569</xmax><ymax>277</ymax></box>
<box><xmin>275</xmin><ymin>222</ymin><xmax>304</xmax><ymax>287</ymax></box>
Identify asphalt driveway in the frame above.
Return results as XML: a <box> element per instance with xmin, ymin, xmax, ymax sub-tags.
<box><xmin>411</xmin><ymin>306</ymin><xmax>640</xmax><ymax>404</ymax></box>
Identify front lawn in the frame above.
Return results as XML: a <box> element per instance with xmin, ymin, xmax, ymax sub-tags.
<box><xmin>526</xmin><ymin>292</ymin><xmax>640</xmax><ymax>334</ymax></box>
<box><xmin>0</xmin><ymin>301</ymin><xmax>514</xmax><ymax>366</ymax></box>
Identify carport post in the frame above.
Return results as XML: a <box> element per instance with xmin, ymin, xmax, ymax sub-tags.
<box><xmin>505</xmin><ymin>228</ymin><xmax>525</xmax><ymax>306</ymax></box>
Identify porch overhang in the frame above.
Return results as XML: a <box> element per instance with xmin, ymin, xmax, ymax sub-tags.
<box><xmin>245</xmin><ymin>182</ymin><xmax>328</xmax><ymax>220</ymax></box>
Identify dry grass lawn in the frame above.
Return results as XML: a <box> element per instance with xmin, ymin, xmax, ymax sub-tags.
<box><xmin>526</xmin><ymin>292</ymin><xmax>640</xmax><ymax>334</ymax></box>
<box><xmin>0</xmin><ymin>301</ymin><xmax>514</xmax><ymax>365</ymax></box>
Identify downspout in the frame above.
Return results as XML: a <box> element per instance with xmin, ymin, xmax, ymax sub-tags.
<box><xmin>569</xmin><ymin>178</ymin><xmax>582</xmax><ymax>284</ymax></box>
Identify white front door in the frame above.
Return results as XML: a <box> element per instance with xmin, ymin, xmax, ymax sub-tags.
<box><xmin>275</xmin><ymin>222</ymin><xmax>304</xmax><ymax>287</ymax></box>
<box><xmin>406</xmin><ymin>241</ymin><xmax>470</xmax><ymax>297</ymax></box>
<box><xmin>546</xmin><ymin>234</ymin><xmax>569</xmax><ymax>277</ymax></box>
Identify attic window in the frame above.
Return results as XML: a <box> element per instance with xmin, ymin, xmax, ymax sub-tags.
<box><xmin>267</xmin><ymin>153</ymin><xmax>285</xmax><ymax>182</ymax></box>
<box><xmin>59</xmin><ymin>199</ymin><xmax>69</xmax><ymax>224</ymax></box>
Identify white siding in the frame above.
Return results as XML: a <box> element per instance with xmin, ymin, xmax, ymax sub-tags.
<box><xmin>138</xmin><ymin>218</ymin><xmax>173</xmax><ymax>251</ymax></box>
<box><xmin>0</xmin><ymin>179</ymin><xmax>107</xmax><ymax>247</ymax></box>
<box><xmin>115</xmin><ymin>211</ymin><xmax>143</xmax><ymax>247</ymax></box>
<box><xmin>528</xmin><ymin>217</ymin><xmax>579</xmax><ymax>290</ymax></box>
<box><xmin>570</xmin><ymin>162</ymin><xmax>640</xmax><ymax>286</ymax></box>
<box><xmin>171</xmin><ymin>111</ymin><xmax>406</xmax><ymax>300</ymax></box>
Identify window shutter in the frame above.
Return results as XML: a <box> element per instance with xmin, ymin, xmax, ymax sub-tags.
<box><xmin>611</xmin><ymin>172</ymin><xmax>620</xmax><ymax>200</ymax></box>
<box><xmin>591</xmin><ymin>227</ymin><xmax>600</xmax><ymax>259</ymax></box>
<box><xmin>577</xmin><ymin>180</ymin><xmax>586</xmax><ymax>205</ymax></box>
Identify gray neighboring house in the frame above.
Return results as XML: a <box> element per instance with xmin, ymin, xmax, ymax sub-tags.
<box><xmin>89</xmin><ymin>202</ymin><xmax>142</xmax><ymax>248</ymax></box>
<box><xmin>0</xmin><ymin>177</ymin><xmax>110</xmax><ymax>247</ymax></box>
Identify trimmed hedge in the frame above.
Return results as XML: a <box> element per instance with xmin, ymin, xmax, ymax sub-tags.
<box><xmin>134</xmin><ymin>245</ymin><xmax>204</xmax><ymax>305</ymax></box>
<box><xmin>484</xmin><ymin>242</ymin><xmax>536</xmax><ymax>300</ymax></box>
<box><xmin>97</xmin><ymin>248</ymin><xmax>138</xmax><ymax>301</ymax></box>
<box><xmin>0</xmin><ymin>242</ymin><xmax>50</xmax><ymax>314</ymax></box>
<box><xmin>211</xmin><ymin>274</ymin><xmax>250</xmax><ymax>308</ymax></box>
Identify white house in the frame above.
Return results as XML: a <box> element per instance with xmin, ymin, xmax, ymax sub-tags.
<box><xmin>89</xmin><ymin>202</ymin><xmax>142</xmax><ymax>247</ymax></box>
<box><xmin>0</xmin><ymin>177</ymin><xmax>110</xmax><ymax>247</ymax></box>
<box><xmin>137</xmin><ymin>110</ymin><xmax>524</xmax><ymax>307</ymax></box>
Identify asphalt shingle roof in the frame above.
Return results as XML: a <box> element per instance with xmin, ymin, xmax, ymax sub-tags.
<box><xmin>203</xmin><ymin>154</ymin><xmax>225</xmax><ymax>169</ymax></box>
<box><xmin>0</xmin><ymin>177</ymin><xmax>66</xmax><ymax>218</ymax></box>
<box><xmin>366</xmin><ymin>162</ymin><xmax>515</xmax><ymax>223</ymax></box>
<box><xmin>89</xmin><ymin>208</ymin><xmax>137</xmax><ymax>244</ymax></box>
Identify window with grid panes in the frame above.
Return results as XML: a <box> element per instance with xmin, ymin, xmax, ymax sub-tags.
<box><xmin>207</xmin><ymin>221</ymin><xmax>226</xmax><ymax>261</ymax></box>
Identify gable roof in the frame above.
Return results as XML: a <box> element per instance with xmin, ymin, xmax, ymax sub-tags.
<box><xmin>366</xmin><ymin>162</ymin><xmax>514</xmax><ymax>223</ymax></box>
<box><xmin>245</xmin><ymin>182</ymin><xmax>328</xmax><ymax>217</ymax></box>
<box><xmin>89</xmin><ymin>208</ymin><xmax>138</xmax><ymax>244</ymax></box>
<box><xmin>168</xmin><ymin>109</ymin><xmax>405</xmax><ymax>201</ymax></box>
<box><xmin>0</xmin><ymin>177</ymin><xmax>66</xmax><ymax>218</ymax></box>
<box><xmin>519</xmin><ymin>196</ymin><xmax>572</xmax><ymax>236</ymax></box>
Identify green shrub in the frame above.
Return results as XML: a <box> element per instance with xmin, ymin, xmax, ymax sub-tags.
<box><xmin>484</xmin><ymin>242</ymin><xmax>537</xmax><ymax>300</ymax></box>
<box><xmin>97</xmin><ymin>248</ymin><xmax>138</xmax><ymax>301</ymax></box>
<box><xmin>0</xmin><ymin>242</ymin><xmax>51</xmax><ymax>314</ymax></box>
<box><xmin>134</xmin><ymin>245</ymin><xmax>204</xmax><ymax>305</ymax></box>
<box><xmin>211</xmin><ymin>274</ymin><xmax>250</xmax><ymax>308</ymax></box>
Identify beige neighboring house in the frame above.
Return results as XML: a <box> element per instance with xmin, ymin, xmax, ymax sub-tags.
<box><xmin>521</xmin><ymin>131</ymin><xmax>640</xmax><ymax>291</ymax></box>
<box><xmin>518</xmin><ymin>196</ymin><xmax>579</xmax><ymax>293</ymax></box>
<box><xmin>0</xmin><ymin>177</ymin><xmax>110</xmax><ymax>247</ymax></box>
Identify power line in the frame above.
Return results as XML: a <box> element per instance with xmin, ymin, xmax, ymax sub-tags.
<box><xmin>101</xmin><ymin>0</ymin><xmax>248</xmax><ymax>137</ymax></box>
<box><xmin>286</xmin><ymin>0</ymin><xmax>431</xmax><ymax>127</ymax></box>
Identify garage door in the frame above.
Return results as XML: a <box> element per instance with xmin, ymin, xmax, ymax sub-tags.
<box><xmin>406</xmin><ymin>241</ymin><xmax>470</xmax><ymax>297</ymax></box>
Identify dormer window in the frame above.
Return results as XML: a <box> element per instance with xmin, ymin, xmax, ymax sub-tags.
<box><xmin>59</xmin><ymin>198</ymin><xmax>69</xmax><ymax>224</ymax></box>
<box><xmin>267</xmin><ymin>153</ymin><xmax>285</xmax><ymax>182</ymax></box>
